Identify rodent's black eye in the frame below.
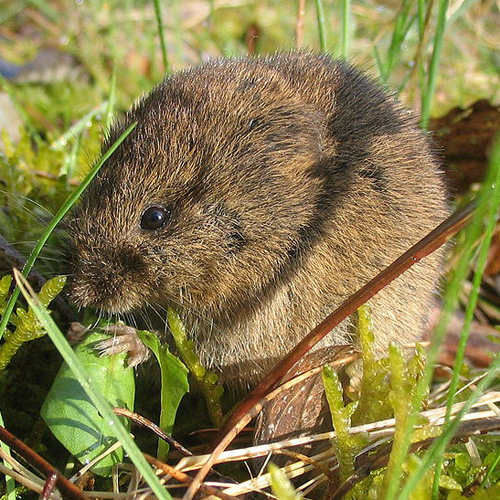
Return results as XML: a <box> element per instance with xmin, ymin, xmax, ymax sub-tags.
<box><xmin>140</xmin><ymin>206</ymin><xmax>171</xmax><ymax>230</ymax></box>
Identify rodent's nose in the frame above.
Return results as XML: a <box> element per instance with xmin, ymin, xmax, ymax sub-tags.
<box><xmin>67</xmin><ymin>244</ymin><xmax>149</xmax><ymax>313</ymax></box>
<box><xmin>68</xmin><ymin>271</ymin><xmax>146</xmax><ymax>314</ymax></box>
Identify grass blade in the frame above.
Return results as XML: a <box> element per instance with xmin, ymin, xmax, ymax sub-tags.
<box><xmin>420</xmin><ymin>0</ymin><xmax>450</xmax><ymax>128</ymax></box>
<box><xmin>339</xmin><ymin>0</ymin><xmax>351</xmax><ymax>59</ymax></box>
<box><xmin>314</xmin><ymin>0</ymin><xmax>328</xmax><ymax>52</ymax></box>
<box><xmin>14</xmin><ymin>270</ymin><xmax>172</xmax><ymax>500</ymax></box>
<box><xmin>447</xmin><ymin>0</ymin><xmax>479</xmax><ymax>27</ymax></box>
<box><xmin>0</xmin><ymin>122</ymin><xmax>137</xmax><ymax>341</ymax></box>
<box><xmin>372</xmin><ymin>45</ymin><xmax>384</xmax><ymax>78</ymax></box>
<box><xmin>382</xmin><ymin>0</ymin><xmax>414</xmax><ymax>81</ymax></box>
<box><xmin>153</xmin><ymin>0</ymin><xmax>169</xmax><ymax>74</ymax></box>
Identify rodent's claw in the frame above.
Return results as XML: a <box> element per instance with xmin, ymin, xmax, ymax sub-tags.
<box><xmin>67</xmin><ymin>322</ymin><xmax>88</xmax><ymax>345</ymax></box>
<box><xmin>98</xmin><ymin>325</ymin><xmax>151</xmax><ymax>367</ymax></box>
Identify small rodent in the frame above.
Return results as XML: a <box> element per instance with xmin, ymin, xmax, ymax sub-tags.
<box><xmin>67</xmin><ymin>52</ymin><xmax>448</xmax><ymax>391</ymax></box>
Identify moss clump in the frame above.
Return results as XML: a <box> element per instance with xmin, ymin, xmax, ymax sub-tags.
<box><xmin>0</xmin><ymin>275</ymin><xmax>66</xmax><ymax>370</ymax></box>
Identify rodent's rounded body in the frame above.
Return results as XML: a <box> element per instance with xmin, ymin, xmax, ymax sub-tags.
<box><xmin>67</xmin><ymin>53</ymin><xmax>448</xmax><ymax>390</ymax></box>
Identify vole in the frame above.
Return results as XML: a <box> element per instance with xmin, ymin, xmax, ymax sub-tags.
<box><xmin>66</xmin><ymin>52</ymin><xmax>448</xmax><ymax>392</ymax></box>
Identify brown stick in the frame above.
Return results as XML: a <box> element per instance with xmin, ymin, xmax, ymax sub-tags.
<box><xmin>295</xmin><ymin>0</ymin><xmax>306</xmax><ymax>48</ymax></box>
<box><xmin>113</xmin><ymin>407</ymin><xmax>192</xmax><ymax>457</ymax></box>
<box><xmin>144</xmin><ymin>454</ymin><xmax>239</xmax><ymax>500</ymax></box>
<box><xmin>40</xmin><ymin>471</ymin><xmax>59</xmax><ymax>500</ymax></box>
<box><xmin>181</xmin><ymin>201</ymin><xmax>475</xmax><ymax>500</ymax></box>
<box><xmin>0</xmin><ymin>425</ymin><xmax>90</xmax><ymax>500</ymax></box>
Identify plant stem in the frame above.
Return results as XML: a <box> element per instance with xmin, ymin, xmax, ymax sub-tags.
<box><xmin>420</xmin><ymin>0</ymin><xmax>450</xmax><ymax>128</ymax></box>
<box><xmin>153</xmin><ymin>0</ymin><xmax>169</xmax><ymax>74</ymax></box>
<box><xmin>314</xmin><ymin>0</ymin><xmax>328</xmax><ymax>52</ymax></box>
<box><xmin>339</xmin><ymin>0</ymin><xmax>351</xmax><ymax>59</ymax></box>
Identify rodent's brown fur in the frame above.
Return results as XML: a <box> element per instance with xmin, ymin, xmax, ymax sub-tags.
<box><xmin>67</xmin><ymin>52</ymin><xmax>448</xmax><ymax>391</ymax></box>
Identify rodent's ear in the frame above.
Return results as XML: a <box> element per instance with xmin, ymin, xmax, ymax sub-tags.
<box><xmin>241</xmin><ymin>104</ymin><xmax>329</xmax><ymax>180</ymax></box>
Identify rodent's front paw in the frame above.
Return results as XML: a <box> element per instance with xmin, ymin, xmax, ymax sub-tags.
<box><xmin>98</xmin><ymin>324</ymin><xmax>151</xmax><ymax>367</ymax></box>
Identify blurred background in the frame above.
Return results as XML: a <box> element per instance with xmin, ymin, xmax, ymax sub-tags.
<box><xmin>1</xmin><ymin>3</ymin><xmax>500</xmax><ymax>495</ymax></box>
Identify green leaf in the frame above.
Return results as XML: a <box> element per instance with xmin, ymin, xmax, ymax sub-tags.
<box><xmin>41</xmin><ymin>332</ymin><xmax>135</xmax><ymax>476</ymax></box>
<box><xmin>137</xmin><ymin>330</ymin><xmax>189</xmax><ymax>461</ymax></box>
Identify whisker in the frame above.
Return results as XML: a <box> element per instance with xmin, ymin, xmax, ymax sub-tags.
<box><xmin>0</xmin><ymin>189</ymin><xmax>55</xmax><ymax>219</ymax></box>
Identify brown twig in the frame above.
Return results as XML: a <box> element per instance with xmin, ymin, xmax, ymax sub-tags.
<box><xmin>245</xmin><ymin>24</ymin><xmax>260</xmax><ymax>56</ymax></box>
<box><xmin>144</xmin><ymin>453</ymin><xmax>239</xmax><ymax>500</ymax></box>
<box><xmin>181</xmin><ymin>201</ymin><xmax>475</xmax><ymax>500</ymax></box>
<box><xmin>113</xmin><ymin>407</ymin><xmax>193</xmax><ymax>457</ymax></box>
<box><xmin>295</xmin><ymin>0</ymin><xmax>306</xmax><ymax>48</ymax></box>
<box><xmin>41</xmin><ymin>471</ymin><xmax>59</xmax><ymax>500</ymax></box>
<box><xmin>0</xmin><ymin>425</ymin><xmax>90</xmax><ymax>500</ymax></box>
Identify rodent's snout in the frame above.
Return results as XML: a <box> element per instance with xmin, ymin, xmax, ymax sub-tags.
<box><xmin>65</xmin><ymin>240</ymin><xmax>151</xmax><ymax>314</ymax></box>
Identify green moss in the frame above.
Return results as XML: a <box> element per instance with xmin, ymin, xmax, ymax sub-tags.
<box><xmin>323</xmin><ymin>364</ymin><xmax>368</xmax><ymax>482</ymax></box>
<box><xmin>0</xmin><ymin>275</ymin><xmax>66</xmax><ymax>370</ymax></box>
<box><xmin>352</xmin><ymin>305</ymin><xmax>392</xmax><ymax>426</ymax></box>
<box><xmin>382</xmin><ymin>343</ymin><xmax>427</xmax><ymax>494</ymax></box>
<box><xmin>167</xmin><ymin>308</ymin><xmax>224</xmax><ymax>427</ymax></box>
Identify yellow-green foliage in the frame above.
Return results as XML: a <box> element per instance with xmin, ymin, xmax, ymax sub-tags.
<box><xmin>400</xmin><ymin>456</ymin><xmax>436</xmax><ymax>500</ymax></box>
<box><xmin>167</xmin><ymin>307</ymin><xmax>224</xmax><ymax>426</ymax></box>
<box><xmin>381</xmin><ymin>343</ymin><xmax>426</xmax><ymax>494</ymax></box>
<box><xmin>351</xmin><ymin>305</ymin><xmax>392</xmax><ymax>426</ymax></box>
<box><xmin>323</xmin><ymin>364</ymin><xmax>368</xmax><ymax>482</ymax></box>
<box><xmin>269</xmin><ymin>462</ymin><xmax>303</xmax><ymax>500</ymax></box>
<box><xmin>323</xmin><ymin>306</ymin><xmax>431</xmax><ymax>497</ymax></box>
<box><xmin>0</xmin><ymin>275</ymin><xmax>12</xmax><ymax>309</ymax></box>
<box><xmin>0</xmin><ymin>275</ymin><xmax>66</xmax><ymax>370</ymax></box>
<box><xmin>0</xmin><ymin>118</ymin><xmax>102</xmax><ymax>261</ymax></box>
<box><xmin>397</xmin><ymin>455</ymin><xmax>464</xmax><ymax>500</ymax></box>
<box><xmin>447</xmin><ymin>482</ymin><xmax>500</xmax><ymax>499</ymax></box>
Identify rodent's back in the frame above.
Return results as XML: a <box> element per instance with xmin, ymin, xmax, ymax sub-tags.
<box><xmin>67</xmin><ymin>53</ymin><xmax>448</xmax><ymax>389</ymax></box>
